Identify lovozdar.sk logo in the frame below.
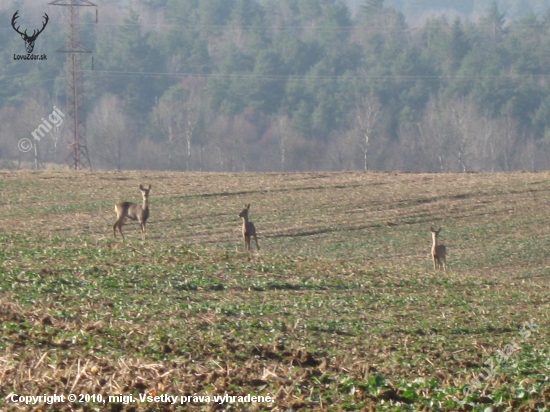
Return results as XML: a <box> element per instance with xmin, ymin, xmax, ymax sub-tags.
<box><xmin>12</xmin><ymin>10</ymin><xmax>48</xmax><ymax>61</ymax></box>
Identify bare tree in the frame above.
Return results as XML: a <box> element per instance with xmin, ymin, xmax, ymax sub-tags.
<box><xmin>447</xmin><ymin>99</ymin><xmax>476</xmax><ymax>172</ymax></box>
<box><xmin>355</xmin><ymin>93</ymin><xmax>384</xmax><ymax>171</ymax></box>
<box><xmin>182</xmin><ymin>81</ymin><xmax>203</xmax><ymax>171</ymax></box>
<box><xmin>88</xmin><ymin>94</ymin><xmax>131</xmax><ymax>170</ymax></box>
<box><xmin>16</xmin><ymin>96</ymin><xmax>57</xmax><ymax>170</ymax></box>
<box><xmin>327</xmin><ymin>130</ymin><xmax>356</xmax><ymax>171</ymax></box>
<box><xmin>278</xmin><ymin>115</ymin><xmax>289</xmax><ymax>172</ymax></box>
<box><xmin>404</xmin><ymin>97</ymin><xmax>485</xmax><ymax>172</ymax></box>
<box><xmin>206</xmin><ymin>114</ymin><xmax>232</xmax><ymax>171</ymax></box>
<box><xmin>195</xmin><ymin>106</ymin><xmax>216</xmax><ymax>171</ymax></box>
<box><xmin>256</xmin><ymin>114</ymin><xmax>308</xmax><ymax>172</ymax></box>
<box><xmin>152</xmin><ymin>97</ymin><xmax>180</xmax><ymax>169</ymax></box>
<box><xmin>0</xmin><ymin>105</ymin><xmax>23</xmax><ymax>169</ymax></box>
<box><xmin>477</xmin><ymin>113</ymin><xmax>495</xmax><ymax>172</ymax></box>
<box><xmin>232</xmin><ymin>113</ymin><xmax>257</xmax><ymax>172</ymax></box>
<box><xmin>399</xmin><ymin>98</ymin><xmax>448</xmax><ymax>172</ymax></box>
<box><xmin>492</xmin><ymin>115</ymin><xmax>522</xmax><ymax>172</ymax></box>
<box><xmin>151</xmin><ymin>78</ymin><xmax>207</xmax><ymax>171</ymax></box>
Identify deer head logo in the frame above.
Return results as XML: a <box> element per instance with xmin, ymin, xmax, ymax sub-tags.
<box><xmin>11</xmin><ymin>10</ymin><xmax>49</xmax><ymax>54</ymax></box>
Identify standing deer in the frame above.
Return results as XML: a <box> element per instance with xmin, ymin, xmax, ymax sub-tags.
<box><xmin>113</xmin><ymin>184</ymin><xmax>151</xmax><ymax>241</ymax></box>
<box><xmin>430</xmin><ymin>226</ymin><xmax>447</xmax><ymax>272</ymax></box>
<box><xmin>239</xmin><ymin>204</ymin><xmax>259</xmax><ymax>251</ymax></box>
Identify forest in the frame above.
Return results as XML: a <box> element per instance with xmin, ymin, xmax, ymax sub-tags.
<box><xmin>2</xmin><ymin>0</ymin><xmax>550</xmax><ymax>172</ymax></box>
<box><xmin>380</xmin><ymin>0</ymin><xmax>550</xmax><ymax>22</ymax></box>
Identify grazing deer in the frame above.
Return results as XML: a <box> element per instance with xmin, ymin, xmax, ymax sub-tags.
<box><xmin>430</xmin><ymin>226</ymin><xmax>447</xmax><ymax>272</ymax></box>
<box><xmin>113</xmin><ymin>184</ymin><xmax>151</xmax><ymax>241</ymax></box>
<box><xmin>239</xmin><ymin>204</ymin><xmax>259</xmax><ymax>251</ymax></box>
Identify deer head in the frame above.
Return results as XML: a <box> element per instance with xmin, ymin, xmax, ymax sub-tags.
<box><xmin>12</xmin><ymin>11</ymin><xmax>49</xmax><ymax>54</ymax></box>
<box><xmin>139</xmin><ymin>184</ymin><xmax>151</xmax><ymax>200</ymax></box>
<box><xmin>239</xmin><ymin>204</ymin><xmax>251</xmax><ymax>219</ymax></box>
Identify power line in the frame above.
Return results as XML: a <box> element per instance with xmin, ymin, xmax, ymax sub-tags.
<box><xmin>87</xmin><ymin>69</ymin><xmax>550</xmax><ymax>81</ymax></box>
<box><xmin>2</xmin><ymin>67</ymin><xmax>548</xmax><ymax>83</ymax></box>
<box><xmin>1</xmin><ymin>19</ymin><xmax>545</xmax><ymax>32</ymax></box>
<box><xmin>0</xmin><ymin>70</ymin><xmax>60</xmax><ymax>80</ymax></box>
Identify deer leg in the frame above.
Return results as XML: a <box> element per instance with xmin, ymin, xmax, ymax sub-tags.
<box><xmin>433</xmin><ymin>257</ymin><xmax>437</xmax><ymax>271</ymax></box>
<box><xmin>141</xmin><ymin>221</ymin><xmax>146</xmax><ymax>241</ymax></box>
<box><xmin>116</xmin><ymin>221</ymin><xmax>125</xmax><ymax>241</ymax></box>
<box><xmin>253</xmin><ymin>234</ymin><xmax>260</xmax><ymax>251</ymax></box>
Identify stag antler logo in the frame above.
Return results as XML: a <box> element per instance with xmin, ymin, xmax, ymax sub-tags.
<box><xmin>12</xmin><ymin>10</ymin><xmax>49</xmax><ymax>54</ymax></box>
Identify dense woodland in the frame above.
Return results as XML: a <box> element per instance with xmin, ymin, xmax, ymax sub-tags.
<box><xmin>381</xmin><ymin>0</ymin><xmax>550</xmax><ymax>22</ymax></box>
<box><xmin>3</xmin><ymin>0</ymin><xmax>550</xmax><ymax>172</ymax></box>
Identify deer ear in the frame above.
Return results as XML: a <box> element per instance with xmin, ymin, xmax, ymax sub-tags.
<box><xmin>139</xmin><ymin>184</ymin><xmax>144</xmax><ymax>190</ymax></box>
<box><xmin>148</xmin><ymin>185</ymin><xmax>152</xmax><ymax>190</ymax></box>
<box><xmin>247</xmin><ymin>203</ymin><xmax>251</xmax><ymax>208</ymax></box>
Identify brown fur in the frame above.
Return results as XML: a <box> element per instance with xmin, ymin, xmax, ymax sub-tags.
<box><xmin>430</xmin><ymin>227</ymin><xmax>447</xmax><ymax>272</ymax></box>
<box><xmin>113</xmin><ymin>184</ymin><xmax>151</xmax><ymax>241</ymax></box>
<box><xmin>239</xmin><ymin>204</ymin><xmax>259</xmax><ymax>251</ymax></box>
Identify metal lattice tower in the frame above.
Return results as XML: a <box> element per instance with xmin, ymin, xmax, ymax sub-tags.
<box><xmin>49</xmin><ymin>0</ymin><xmax>97</xmax><ymax>170</ymax></box>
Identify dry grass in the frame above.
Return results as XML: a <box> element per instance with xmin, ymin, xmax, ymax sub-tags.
<box><xmin>0</xmin><ymin>170</ymin><xmax>549</xmax><ymax>411</ymax></box>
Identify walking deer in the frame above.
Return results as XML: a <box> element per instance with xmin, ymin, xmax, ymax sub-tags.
<box><xmin>430</xmin><ymin>226</ymin><xmax>447</xmax><ymax>272</ymax></box>
<box><xmin>113</xmin><ymin>184</ymin><xmax>151</xmax><ymax>241</ymax></box>
<box><xmin>239</xmin><ymin>204</ymin><xmax>259</xmax><ymax>251</ymax></box>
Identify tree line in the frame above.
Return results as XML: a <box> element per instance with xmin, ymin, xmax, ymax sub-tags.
<box><xmin>2</xmin><ymin>0</ymin><xmax>550</xmax><ymax>172</ymax></box>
